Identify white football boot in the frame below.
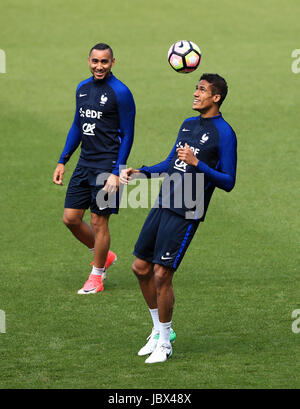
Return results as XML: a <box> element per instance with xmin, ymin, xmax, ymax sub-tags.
<box><xmin>138</xmin><ymin>328</ymin><xmax>176</xmax><ymax>356</ymax></box>
<box><xmin>137</xmin><ymin>329</ymin><xmax>159</xmax><ymax>356</ymax></box>
<box><xmin>145</xmin><ymin>343</ymin><xmax>173</xmax><ymax>364</ymax></box>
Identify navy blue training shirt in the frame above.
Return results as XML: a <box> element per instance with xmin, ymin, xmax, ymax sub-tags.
<box><xmin>139</xmin><ymin>113</ymin><xmax>237</xmax><ymax>221</ymax></box>
<box><xmin>58</xmin><ymin>74</ymin><xmax>135</xmax><ymax>175</ymax></box>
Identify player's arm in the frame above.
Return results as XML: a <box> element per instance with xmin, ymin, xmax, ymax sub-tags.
<box><xmin>104</xmin><ymin>87</ymin><xmax>135</xmax><ymax>193</ymax></box>
<box><xmin>111</xmin><ymin>88</ymin><xmax>136</xmax><ymax>176</ymax></box>
<box><xmin>53</xmin><ymin>94</ymin><xmax>81</xmax><ymax>185</ymax></box>
<box><xmin>58</xmin><ymin>110</ymin><xmax>81</xmax><ymax>166</ymax></box>
<box><xmin>177</xmin><ymin>130</ymin><xmax>237</xmax><ymax>192</ymax></box>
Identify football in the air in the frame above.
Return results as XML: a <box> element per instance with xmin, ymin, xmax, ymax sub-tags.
<box><xmin>168</xmin><ymin>40</ymin><xmax>201</xmax><ymax>73</ymax></box>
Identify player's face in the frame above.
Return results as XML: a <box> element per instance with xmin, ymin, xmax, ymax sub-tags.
<box><xmin>193</xmin><ymin>80</ymin><xmax>220</xmax><ymax>113</ymax></box>
<box><xmin>88</xmin><ymin>49</ymin><xmax>115</xmax><ymax>80</ymax></box>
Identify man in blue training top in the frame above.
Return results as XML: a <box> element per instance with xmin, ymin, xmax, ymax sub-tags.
<box><xmin>120</xmin><ymin>73</ymin><xmax>237</xmax><ymax>363</ymax></box>
<box><xmin>53</xmin><ymin>43</ymin><xmax>135</xmax><ymax>294</ymax></box>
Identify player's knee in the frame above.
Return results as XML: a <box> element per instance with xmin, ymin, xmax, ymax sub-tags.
<box><xmin>63</xmin><ymin>213</ymin><xmax>81</xmax><ymax>227</ymax></box>
<box><xmin>132</xmin><ymin>259</ymin><xmax>152</xmax><ymax>279</ymax></box>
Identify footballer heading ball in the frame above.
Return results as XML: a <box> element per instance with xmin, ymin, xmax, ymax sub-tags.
<box><xmin>168</xmin><ymin>40</ymin><xmax>201</xmax><ymax>73</ymax></box>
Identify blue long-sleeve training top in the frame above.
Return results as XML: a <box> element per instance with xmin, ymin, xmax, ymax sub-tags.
<box><xmin>138</xmin><ymin>113</ymin><xmax>237</xmax><ymax>221</ymax></box>
<box><xmin>58</xmin><ymin>74</ymin><xmax>135</xmax><ymax>175</ymax></box>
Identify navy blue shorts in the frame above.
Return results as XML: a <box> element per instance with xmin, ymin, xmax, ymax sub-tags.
<box><xmin>64</xmin><ymin>166</ymin><xmax>119</xmax><ymax>215</ymax></box>
<box><xmin>133</xmin><ymin>207</ymin><xmax>199</xmax><ymax>270</ymax></box>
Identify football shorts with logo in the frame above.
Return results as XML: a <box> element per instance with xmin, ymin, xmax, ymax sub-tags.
<box><xmin>133</xmin><ymin>207</ymin><xmax>200</xmax><ymax>270</ymax></box>
<box><xmin>65</xmin><ymin>165</ymin><xmax>119</xmax><ymax>215</ymax></box>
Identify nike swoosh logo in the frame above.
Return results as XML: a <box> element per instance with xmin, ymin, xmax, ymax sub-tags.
<box><xmin>182</xmin><ymin>128</ymin><xmax>190</xmax><ymax>132</ymax></box>
<box><xmin>79</xmin><ymin>93</ymin><xmax>87</xmax><ymax>97</ymax></box>
<box><xmin>161</xmin><ymin>256</ymin><xmax>173</xmax><ymax>260</ymax></box>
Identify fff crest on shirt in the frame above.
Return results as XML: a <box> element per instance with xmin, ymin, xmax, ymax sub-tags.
<box><xmin>100</xmin><ymin>93</ymin><xmax>108</xmax><ymax>106</ymax></box>
<box><xmin>200</xmin><ymin>132</ymin><xmax>209</xmax><ymax>144</ymax></box>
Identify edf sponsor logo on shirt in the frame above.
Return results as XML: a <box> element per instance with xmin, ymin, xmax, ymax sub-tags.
<box><xmin>79</xmin><ymin>107</ymin><xmax>103</xmax><ymax>120</ymax></box>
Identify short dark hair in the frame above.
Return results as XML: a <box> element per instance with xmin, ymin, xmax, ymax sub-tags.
<box><xmin>199</xmin><ymin>73</ymin><xmax>228</xmax><ymax>107</ymax></box>
<box><xmin>89</xmin><ymin>43</ymin><xmax>114</xmax><ymax>59</ymax></box>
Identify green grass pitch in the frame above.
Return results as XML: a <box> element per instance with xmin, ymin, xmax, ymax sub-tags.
<box><xmin>0</xmin><ymin>0</ymin><xmax>299</xmax><ymax>389</ymax></box>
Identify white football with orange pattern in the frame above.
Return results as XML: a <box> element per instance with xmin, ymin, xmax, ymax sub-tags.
<box><xmin>168</xmin><ymin>40</ymin><xmax>201</xmax><ymax>73</ymax></box>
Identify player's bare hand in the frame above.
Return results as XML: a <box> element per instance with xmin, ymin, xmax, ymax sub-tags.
<box><xmin>120</xmin><ymin>168</ymin><xmax>140</xmax><ymax>184</ymax></box>
<box><xmin>103</xmin><ymin>174</ymin><xmax>119</xmax><ymax>193</ymax></box>
<box><xmin>53</xmin><ymin>163</ymin><xmax>65</xmax><ymax>185</ymax></box>
<box><xmin>177</xmin><ymin>143</ymin><xmax>199</xmax><ymax>167</ymax></box>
